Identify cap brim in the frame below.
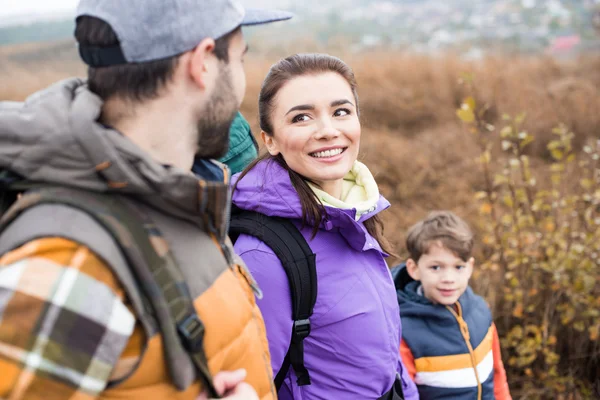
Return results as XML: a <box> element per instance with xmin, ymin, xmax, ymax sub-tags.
<box><xmin>241</xmin><ymin>8</ymin><xmax>294</xmax><ymax>26</ymax></box>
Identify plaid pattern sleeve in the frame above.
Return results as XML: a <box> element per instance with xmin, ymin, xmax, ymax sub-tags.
<box><xmin>0</xmin><ymin>238</ymin><xmax>137</xmax><ymax>400</ymax></box>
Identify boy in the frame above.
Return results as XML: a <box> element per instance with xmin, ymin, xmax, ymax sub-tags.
<box><xmin>392</xmin><ymin>211</ymin><xmax>512</xmax><ymax>400</ymax></box>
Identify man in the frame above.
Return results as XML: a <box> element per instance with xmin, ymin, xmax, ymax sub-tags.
<box><xmin>0</xmin><ymin>0</ymin><xmax>291</xmax><ymax>399</ymax></box>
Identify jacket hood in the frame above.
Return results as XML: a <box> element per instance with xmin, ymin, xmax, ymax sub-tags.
<box><xmin>231</xmin><ymin>158</ymin><xmax>391</xmax><ymax>253</ymax></box>
<box><xmin>392</xmin><ymin>263</ymin><xmax>477</xmax><ymax>320</ymax></box>
<box><xmin>231</xmin><ymin>158</ymin><xmax>390</xmax><ymax>222</ymax></box>
<box><xmin>0</xmin><ymin>78</ymin><xmax>230</xmax><ymax>233</ymax></box>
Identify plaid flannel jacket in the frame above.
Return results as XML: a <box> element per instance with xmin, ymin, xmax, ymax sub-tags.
<box><xmin>0</xmin><ymin>238</ymin><xmax>143</xmax><ymax>399</ymax></box>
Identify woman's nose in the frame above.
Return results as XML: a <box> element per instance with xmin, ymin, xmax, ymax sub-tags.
<box><xmin>314</xmin><ymin>119</ymin><xmax>340</xmax><ymax>140</ymax></box>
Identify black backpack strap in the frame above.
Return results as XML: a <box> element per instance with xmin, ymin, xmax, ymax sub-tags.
<box><xmin>0</xmin><ymin>170</ymin><xmax>26</xmax><ymax>215</ymax></box>
<box><xmin>229</xmin><ymin>210</ymin><xmax>317</xmax><ymax>389</ymax></box>
<box><xmin>0</xmin><ymin>187</ymin><xmax>220</xmax><ymax>398</ymax></box>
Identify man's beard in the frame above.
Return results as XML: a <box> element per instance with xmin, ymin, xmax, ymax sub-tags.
<box><xmin>195</xmin><ymin>65</ymin><xmax>239</xmax><ymax>159</ymax></box>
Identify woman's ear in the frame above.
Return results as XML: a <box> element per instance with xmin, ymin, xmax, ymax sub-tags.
<box><xmin>406</xmin><ymin>258</ymin><xmax>420</xmax><ymax>281</ymax></box>
<box><xmin>262</xmin><ymin>131</ymin><xmax>280</xmax><ymax>156</ymax></box>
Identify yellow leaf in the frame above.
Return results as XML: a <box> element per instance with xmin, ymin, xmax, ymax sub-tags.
<box><xmin>480</xmin><ymin>202</ymin><xmax>493</xmax><ymax>215</ymax></box>
<box><xmin>547</xmin><ymin>335</ymin><xmax>557</xmax><ymax>345</ymax></box>
<box><xmin>581</xmin><ymin>179</ymin><xmax>593</xmax><ymax>189</ymax></box>
<box><xmin>561</xmin><ymin>306</ymin><xmax>575</xmax><ymax>325</ymax></box>
<box><xmin>510</xmin><ymin>277</ymin><xmax>520</xmax><ymax>288</ymax></box>
<box><xmin>475</xmin><ymin>191</ymin><xmax>488</xmax><ymax>200</ymax></box>
<box><xmin>589</xmin><ymin>325</ymin><xmax>599</xmax><ymax>341</ymax></box>
<box><xmin>500</xmin><ymin>126</ymin><xmax>513</xmax><ymax>138</ymax></box>
<box><xmin>493</xmin><ymin>174</ymin><xmax>508</xmax><ymax>186</ymax></box>
<box><xmin>482</xmin><ymin>235</ymin><xmax>494</xmax><ymax>245</ymax></box>
<box><xmin>456</xmin><ymin>106</ymin><xmax>475</xmax><ymax>123</ymax></box>
<box><xmin>513</xmin><ymin>303</ymin><xmax>524</xmax><ymax>318</ymax></box>
<box><xmin>464</xmin><ymin>96</ymin><xmax>476</xmax><ymax>110</ymax></box>
<box><xmin>573</xmin><ymin>321</ymin><xmax>585</xmax><ymax>332</ymax></box>
<box><xmin>480</xmin><ymin>150</ymin><xmax>491</xmax><ymax>164</ymax></box>
<box><xmin>550</xmin><ymin>148</ymin><xmax>564</xmax><ymax>160</ymax></box>
<box><xmin>520</xmin><ymin>135</ymin><xmax>535</xmax><ymax>149</ymax></box>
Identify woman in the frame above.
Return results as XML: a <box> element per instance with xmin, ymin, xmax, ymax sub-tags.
<box><xmin>232</xmin><ymin>54</ymin><xmax>419</xmax><ymax>399</ymax></box>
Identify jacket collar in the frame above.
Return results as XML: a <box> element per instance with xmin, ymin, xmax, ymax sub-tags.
<box><xmin>232</xmin><ymin>158</ymin><xmax>390</xmax><ymax>253</ymax></box>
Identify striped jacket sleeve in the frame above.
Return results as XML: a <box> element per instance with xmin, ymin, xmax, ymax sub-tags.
<box><xmin>492</xmin><ymin>323</ymin><xmax>512</xmax><ymax>400</ymax></box>
<box><xmin>0</xmin><ymin>238</ymin><xmax>138</xmax><ymax>400</ymax></box>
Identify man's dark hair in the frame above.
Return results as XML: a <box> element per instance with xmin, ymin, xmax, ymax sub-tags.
<box><xmin>74</xmin><ymin>16</ymin><xmax>236</xmax><ymax>102</ymax></box>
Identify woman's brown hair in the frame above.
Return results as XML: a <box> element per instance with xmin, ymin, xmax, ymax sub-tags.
<box><xmin>234</xmin><ymin>53</ymin><xmax>396</xmax><ymax>256</ymax></box>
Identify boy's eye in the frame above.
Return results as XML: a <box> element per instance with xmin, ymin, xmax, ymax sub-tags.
<box><xmin>456</xmin><ymin>265</ymin><xmax>465</xmax><ymax>270</ymax></box>
<box><xmin>291</xmin><ymin>114</ymin><xmax>310</xmax><ymax>123</ymax></box>
<box><xmin>430</xmin><ymin>265</ymin><xmax>440</xmax><ymax>271</ymax></box>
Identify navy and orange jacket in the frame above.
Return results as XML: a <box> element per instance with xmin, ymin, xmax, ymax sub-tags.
<box><xmin>392</xmin><ymin>264</ymin><xmax>512</xmax><ymax>400</ymax></box>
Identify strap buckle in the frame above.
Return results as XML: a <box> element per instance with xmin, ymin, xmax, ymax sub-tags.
<box><xmin>177</xmin><ymin>314</ymin><xmax>205</xmax><ymax>353</ymax></box>
<box><xmin>292</xmin><ymin>319</ymin><xmax>311</xmax><ymax>341</ymax></box>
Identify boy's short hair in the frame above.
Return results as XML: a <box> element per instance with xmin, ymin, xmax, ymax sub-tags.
<box><xmin>406</xmin><ymin>210</ymin><xmax>474</xmax><ymax>262</ymax></box>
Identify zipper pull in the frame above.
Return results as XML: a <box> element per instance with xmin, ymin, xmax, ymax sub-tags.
<box><xmin>459</xmin><ymin>319</ymin><xmax>471</xmax><ymax>341</ymax></box>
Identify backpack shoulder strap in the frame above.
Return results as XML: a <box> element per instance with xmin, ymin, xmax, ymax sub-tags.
<box><xmin>229</xmin><ymin>209</ymin><xmax>317</xmax><ymax>389</ymax></box>
<box><xmin>0</xmin><ymin>187</ymin><xmax>219</xmax><ymax>397</ymax></box>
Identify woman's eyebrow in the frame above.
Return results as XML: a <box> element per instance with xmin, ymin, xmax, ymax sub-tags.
<box><xmin>285</xmin><ymin>104</ymin><xmax>314</xmax><ymax>115</ymax></box>
<box><xmin>285</xmin><ymin>99</ymin><xmax>355</xmax><ymax>116</ymax></box>
<box><xmin>331</xmin><ymin>99</ymin><xmax>354</xmax><ymax>107</ymax></box>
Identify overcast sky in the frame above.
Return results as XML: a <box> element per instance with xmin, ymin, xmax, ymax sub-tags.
<box><xmin>1</xmin><ymin>0</ymin><xmax>79</xmax><ymax>17</ymax></box>
<box><xmin>0</xmin><ymin>0</ymin><xmax>280</xmax><ymax>18</ymax></box>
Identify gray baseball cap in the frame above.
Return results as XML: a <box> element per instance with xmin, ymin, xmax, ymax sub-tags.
<box><xmin>76</xmin><ymin>0</ymin><xmax>293</xmax><ymax>67</ymax></box>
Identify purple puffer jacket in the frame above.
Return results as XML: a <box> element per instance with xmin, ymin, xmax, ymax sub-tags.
<box><xmin>232</xmin><ymin>159</ymin><xmax>419</xmax><ymax>400</ymax></box>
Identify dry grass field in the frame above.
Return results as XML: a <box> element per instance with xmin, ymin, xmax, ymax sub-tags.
<box><xmin>1</xmin><ymin>39</ymin><xmax>599</xmax><ymax>398</ymax></box>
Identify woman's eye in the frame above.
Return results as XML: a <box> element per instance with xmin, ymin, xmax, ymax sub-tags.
<box><xmin>334</xmin><ymin>108</ymin><xmax>351</xmax><ymax>117</ymax></box>
<box><xmin>291</xmin><ymin>114</ymin><xmax>310</xmax><ymax>123</ymax></box>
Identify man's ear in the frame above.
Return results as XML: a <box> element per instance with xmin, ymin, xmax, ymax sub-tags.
<box><xmin>262</xmin><ymin>131</ymin><xmax>280</xmax><ymax>156</ymax></box>
<box><xmin>406</xmin><ymin>258</ymin><xmax>420</xmax><ymax>281</ymax></box>
<box><xmin>188</xmin><ymin>38</ymin><xmax>217</xmax><ymax>90</ymax></box>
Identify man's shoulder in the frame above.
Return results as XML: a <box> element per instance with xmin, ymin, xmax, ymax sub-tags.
<box><xmin>1</xmin><ymin>237</ymin><xmax>127</xmax><ymax>296</ymax></box>
<box><xmin>0</xmin><ymin>201</ymin><xmax>130</xmax><ymax>275</ymax></box>
<box><xmin>0</xmin><ymin>237</ymin><xmax>139</xmax><ymax>399</ymax></box>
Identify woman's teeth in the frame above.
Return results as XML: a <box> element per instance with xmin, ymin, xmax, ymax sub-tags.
<box><xmin>311</xmin><ymin>148</ymin><xmax>343</xmax><ymax>158</ymax></box>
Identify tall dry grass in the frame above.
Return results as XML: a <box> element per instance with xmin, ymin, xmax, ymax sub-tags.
<box><xmin>1</xmin><ymin>40</ymin><xmax>599</xmax><ymax>398</ymax></box>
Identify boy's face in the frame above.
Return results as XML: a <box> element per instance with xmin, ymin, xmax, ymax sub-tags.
<box><xmin>406</xmin><ymin>242</ymin><xmax>474</xmax><ymax>306</ymax></box>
